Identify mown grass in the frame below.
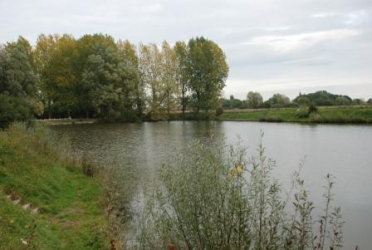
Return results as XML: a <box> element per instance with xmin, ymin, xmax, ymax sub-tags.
<box><xmin>218</xmin><ymin>106</ymin><xmax>372</xmax><ymax>124</ymax></box>
<box><xmin>0</xmin><ymin>123</ymin><xmax>109</xmax><ymax>249</ymax></box>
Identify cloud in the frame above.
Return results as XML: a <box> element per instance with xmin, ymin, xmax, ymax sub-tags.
<box><xmin>0</xmin><ymin>0</ymin><xmax>371</xmax><ymax>100</ymax></box>
<box><xmin>311</xmin><ymin>12</ymin><xmax>337</xmax><ymax>19</ymax></box>
<box><xmin>345</xmin><ymin>10</ymin><xmax>371</xmax><ymax>25</ymax></box>
<box><xmin>241</xmin><ymin>29</ymin><xmax>361</xmax><ymax>55</ymax></box>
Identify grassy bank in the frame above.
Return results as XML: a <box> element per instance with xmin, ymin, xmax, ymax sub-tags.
<box><xmin>218</xmin><ymin>106</ymin><xmax>372</xmax><ymax>124</ymax></box>
<box><xmin>0</xmin><ymin>123</ymin><xmax>110</xmax><ymax>249</ymax></box>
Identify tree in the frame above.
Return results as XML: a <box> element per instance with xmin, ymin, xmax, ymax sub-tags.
<box><xmin>246</xmin><ymin>91</ymin><xmax>263</xmax><ymax>109</ymax></box>
<box><xmin>80</xmin><ymin>41</ymin><xmax>124</xmax><ymax>121</ymax></box>
<box><xmin>267</xmin><ymin>93</ymin><xmax>291</xmax><ymax>108</ymax></box>
<box><xmin>161</xmin><ymin>41</ymin><xmax>179</xmax><ymax>115</ymax></box>
<box><xmin>74</xmin><ymin>34</ymin><xmax>118</xmax><ymax>118</ymax></box>
<box><xmin>352</xmin><ymin>98</ymin><xmax>365</xmax><ymax>105</ymax></box>
<box><xmin>186</xmin><ymin>37</ymin><xmax>229</xmax><ymax>114</ymax></box>
<box><xmin>293</xmin><ymin>91</ymin><xmax>352</xmax><ymax>107</ymax></box>
<box><xmin>0</xmin><ymin>37</ymin><xmax>40</xmax><ymax>124</ymax></box>
<box><xmin>367</xmin><ymin>98</ymin><xmax>372</xmax><ymax>105</ymax></box>
<box><xmin>335</xmin><ymin>96</ymin><xmax>351</xmax><ymax>106</ymax></box>
<box><xmin>48</xmin><ymin>35</ymin><xmax>77</xmax><ymax>117</ymax></box>
<box><xmin>0</xmin><ymin>37</ymin><xmax>37</xmax><ymax>98</ymax></box>
<box><xmin>34</xmin><ymin>34</ymin><xmax>58</xmax><ymax>118</ymax></box>
<box><xmin>117</xmin><ymin>40</ymin><xmax>144</xmax><ymax>118</ymax></box>
<box><xmin>0</xmin><ymin>94</ymin><xmax>33</xmax><ymax>126</ymax></box>
<box><xmin>295</xmin><ymin>96</ymin><xmax>310</xmax><ymax>107</ymax></box>
<box><xmin>139</xmin><ymin>43</ymin><xmax>164</xmax><ymax>119</ymax></box>
<box><xmin>174</xmin><ymin>41</ymin><xmax>189</xmax><ymax>117</ymax></box>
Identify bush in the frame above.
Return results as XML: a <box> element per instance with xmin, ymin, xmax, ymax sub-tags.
<box><xmin>296</xmin><ymin>107</ymin><xmax>310</xmax><ymax>118</ymax></box>
<box><xmin>137</xmin><ymin>138</ymin><xmax>344</xmax><ymax>250</ymax></box>
<box><xmin>308</xmin><ymin>103</ymin><xmax>318</xmax><ymax>114</ymax></box>
<box><xmin>215</xmin><ymin>107</ymin><xmax>224</xmax><ymax>116</ymax></box>
<box><xmin>0</xmin><ymin>94</ymin><xmax>33</xmax><ymax>127</ymax></box>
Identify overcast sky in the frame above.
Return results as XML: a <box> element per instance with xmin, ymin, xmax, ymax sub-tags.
<box><xmin>1</xmin><ymin>0</ymin><xmax>371</xmax><ymax>100</ymax></box>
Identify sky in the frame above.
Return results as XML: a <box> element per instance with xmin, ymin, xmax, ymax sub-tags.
<box><xmin>1</xmin><ymin>0</ymin><xmax>371</xmax><ymax>100</ymax></box>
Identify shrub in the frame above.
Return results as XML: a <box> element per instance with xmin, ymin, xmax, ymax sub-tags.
<box><xmin>137</xmin><ymin>138</ymin><xmax>344</xmax><ymax>250</ymax></box>
<box><xmin>0</xmin><ymin>94</ymin><xmax>33</xmax><ymax>127</ymax></box>
<box><xmin>308</xmin><ymin>103</ymin><xmax>318</xmax><ymax>114</ymax></box>
<box><xmin>296</xmin><ymin>107</ymin><xmax>310</xmax><ymax>118</ymax></box>
<box><xmin>215</xmin><ymin>107</ymin><xmax>224</xmax><ymax>116</ymax></box>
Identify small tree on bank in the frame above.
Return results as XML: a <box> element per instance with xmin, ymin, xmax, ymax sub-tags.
<box><xmin>138</xmin><ymin>139</ymin><xmax>344</xmax><ymax>250</ymax></box>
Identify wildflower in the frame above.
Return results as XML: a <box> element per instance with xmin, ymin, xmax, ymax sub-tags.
<box><xmin>236</xmin><ymin>165</ymin><xmax>243</xmax><ymax>174</ymax></box>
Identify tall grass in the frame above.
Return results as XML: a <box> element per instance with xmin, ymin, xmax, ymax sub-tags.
<box><xmin>136</xmin><ymin>136</ymin><xmax>344</xmax><ymax>250</ymax></box>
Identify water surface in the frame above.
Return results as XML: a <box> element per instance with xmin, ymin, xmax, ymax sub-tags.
<box><xmin>51</xmin><ymin>121</ymin><xmax>372</xmax><ymax>249</ymax></box>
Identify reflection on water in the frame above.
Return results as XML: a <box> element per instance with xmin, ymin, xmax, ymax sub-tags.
<box><xmin>51</xmin><ymin>121</ymin><xmax>372</xmax><ymax>249</ymax></box>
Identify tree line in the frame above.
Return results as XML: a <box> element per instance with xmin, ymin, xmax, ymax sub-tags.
<box><xmin>0</xmin><ymin>35</ymin><xmax>228</xmax><ymax>124</ymax></box>
<box><xmin>224</xmin><ymin>90</ymin><xmax>372</xmax><ymax>110</ymax></box>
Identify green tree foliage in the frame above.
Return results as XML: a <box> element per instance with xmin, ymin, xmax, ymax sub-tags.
<box><xmin>2</xmin><ymin>34</ymin><xmax>231</xmax><ymax>122</ymax></box>
<box><xmin>75</xmin><ymin>34</ymin><xmax>118</xmax><ymax>118</ymax></box>
<box><xmin>335</xmin><ymin>96</ymin><xmax>351</xmax><ymax>106</ymax></box>
<box><xmin>117</xmin><ymin>40</ymin><xmax>144</xmax><ymax>118</ymax></box>
<box><xmin>186</xmin><ymin>37</ymin><xmax>229</xmax><ymax>114</ymax></box>
<box><xmin>34</xmin><ymin>34</ymin><xmax>58</xmax><ymax>118</ymax></box>
<box><xmin>296</xmin><ymin>96</ymin><xmax>310</xmax><ymax>107</ymax></box>
<box><xmin>222</xmin><ymin>95</ymin><xmax>247</xmax><ymax>109</ymax></box>
<box><xmin>35</xmin><ymin>34</ymin><xmax>77</xmax><ymax>118</ymax></box>
<box><xmin>246</xmin><ymin>91</ymin><xmax>263</xmax><ymax>109</ymax></box>
<box><xmin>0</xmin><ymin>37</ymin><xmax>40</xmax><ymax>125</ymax></box>
<box><xmin>0</xmin><ymin>95</ymin><xmax>33</xmax><ymax>126</ymax></box>
<box><xmin>294</xmin><ymin>91</ymin><xmax>352</xmax><ymax>107</ymax></box>
<box><xmin>139</xmin><ymin>43</ymin><xmax>164</xmax><ymax>119</ymax></box>
<box><xmin>174</xmin><ymin>41</ymin><xmax>189</xmax><ymax>117</ymax></box>
<box><xmin>81</xmin><ymin>37</ymin><xmax>140</xmax><ymax>122</ymax></box>
<box><xmin>367</xmin><ymin>98</ymin><xmax>372</xmax><ymax>105</ymax></box>
<box><xmin>0</xmin><ymin>37</ymin><xmax>37</xmax><ymax>98</ymax></box>
<box><xmin>162</xmin><ymin>41</ymin><xmax>179</xmax><ymax>115</ymax></box>
<box><xmin>352</xmin><ymin>98</ymin><xmax>365</xmax><ymax>105</ymax></box>
<box><xmin>267</xmin><ymin>93</ymin><xmax>291</xmax><ymax>108</ymax></box>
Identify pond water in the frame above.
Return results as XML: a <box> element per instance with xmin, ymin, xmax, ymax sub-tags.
<box><xmin>51</xmin><ymin>121</ymin><xmax>372</xmax><ymax>249</ymax></box>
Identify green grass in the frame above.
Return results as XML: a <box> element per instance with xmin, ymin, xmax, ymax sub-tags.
<box><xmin>0</xmin><ymin>123</ymin><xmax>109</xmax><ymax>249</ymax></box>
<box><xmin>218</xmin><ymin>106</ymin><xmax>372</xmax><ymax>124</ymax></box>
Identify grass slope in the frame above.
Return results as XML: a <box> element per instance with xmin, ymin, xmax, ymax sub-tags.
<box><xmin>0</xmin><ymin>123</ymin><xmax>109</xmax><ymax>249</ymax></box>
<box><xmin>219</xmin><ymin>106</ymin><xmax>372</xmax><ymax>124</ymax></box>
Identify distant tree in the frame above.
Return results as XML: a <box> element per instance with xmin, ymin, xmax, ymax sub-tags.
<box><xmin>246</xmin><ymin>91</ymin><xmax>263</xmax><ymax>109</ymax></box>
<box><xmin>293</xmin><ymin>90</ymin><xmax>352</xmax><ymax>107</ymax></box>
<box><xmin>367</xmin><ymin>98</ymin><xmax>372</xmax><ymax>105</ymax></box>
<box><xmin>186</xmin><ymin>37</ymin><xmax>229</xmax><ymax>114</ymax></box>
<box><xmin>295</xmin><ymin>96</ymin><xmax>310</xmax><ymax>106</ymax></box>
<box><xmin>352</xmin><ymin>98</ymin><xmax>365</xmax><ymax>105</ymax></box>
<box><xmin>335</xmin><ymin>96</ymin><xmax>351</xmax><ymax>106</ymax></box>
<box><xmin>222</xmin><ymin>98</ymin><xmax>231</xmax><ymax>109</ymax></box>
<box><xmin>268</xmin><ymin>93</ymin><xmax>291</xmax><ymax>108</ymax></box>
<box><xmin>228</xmin><ymin>95</ymin><xmax>243</xmax><ymax>109</ymax></box>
